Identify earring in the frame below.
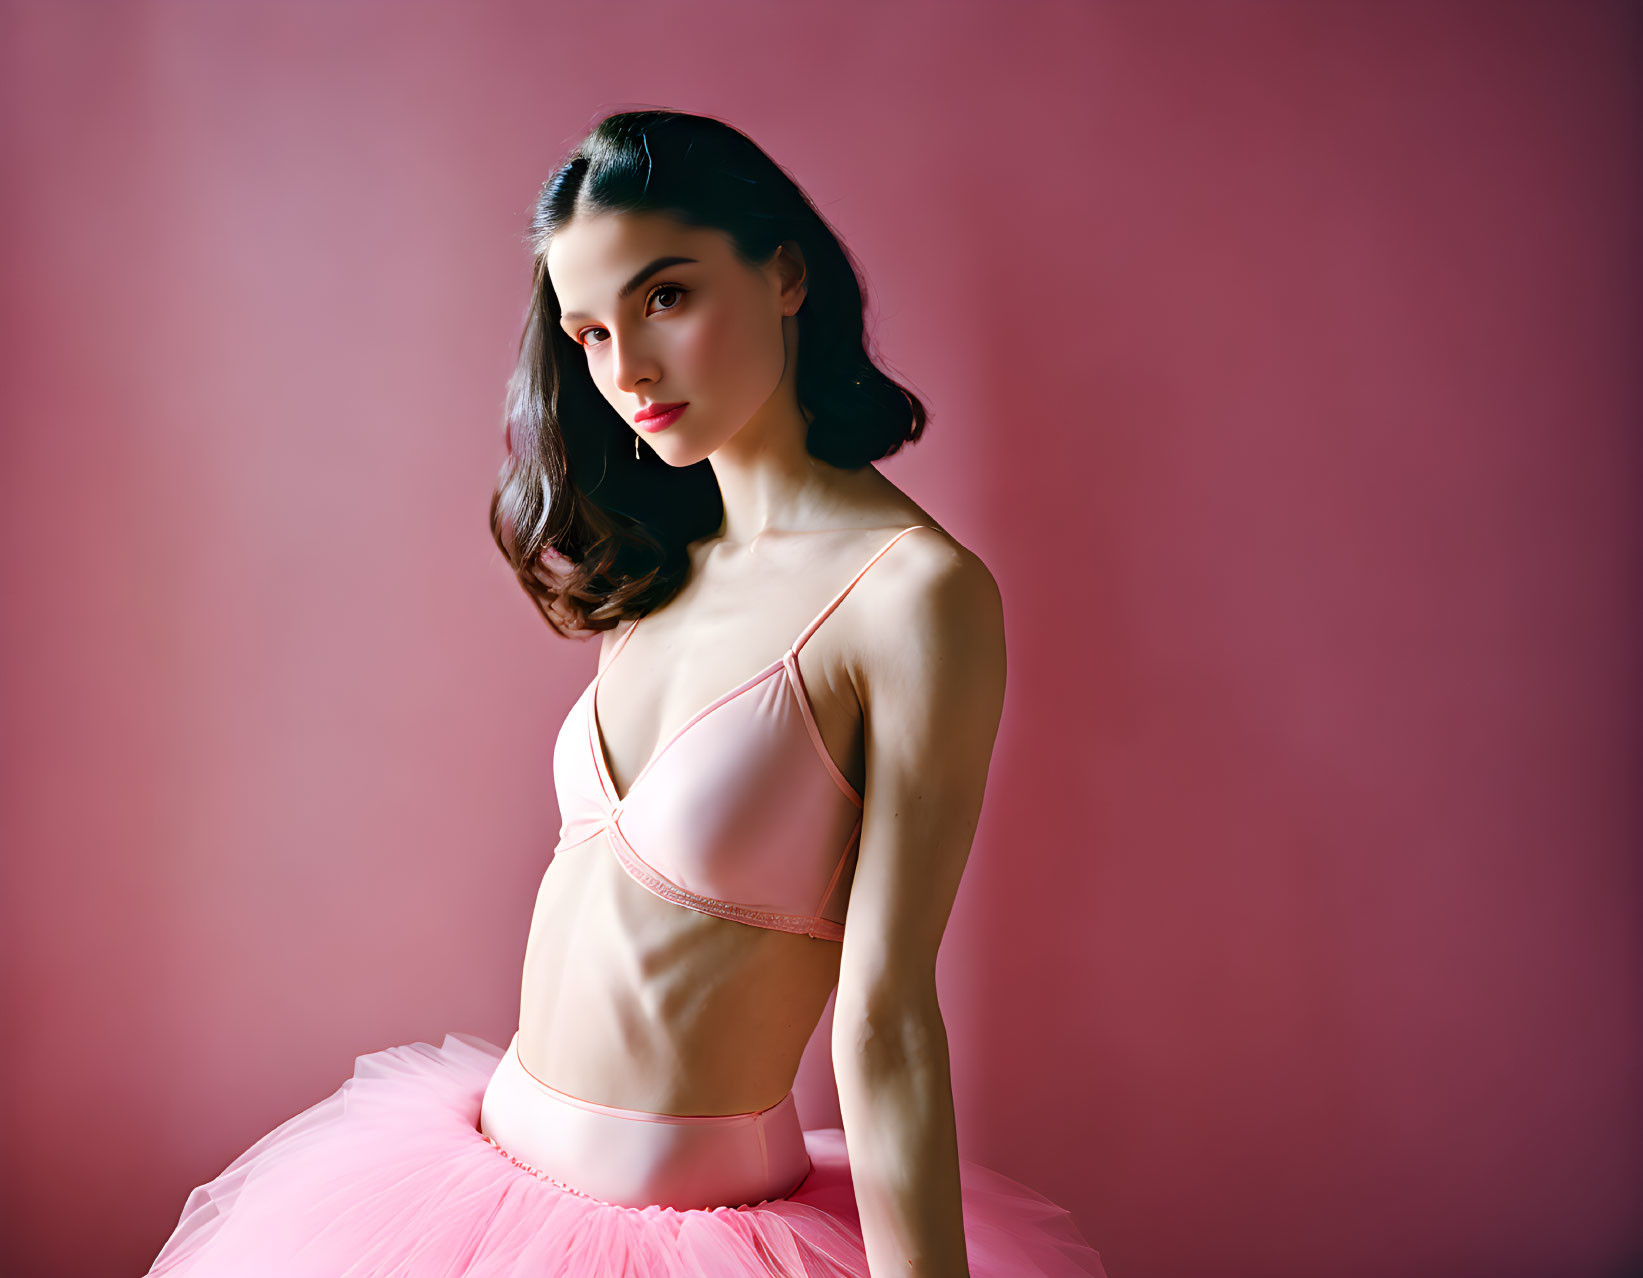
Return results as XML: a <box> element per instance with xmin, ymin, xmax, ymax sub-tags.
<box><xmin>634</xmin><ymin>435</ymin><xmax>641</xmax><ymax>461</ymax></box>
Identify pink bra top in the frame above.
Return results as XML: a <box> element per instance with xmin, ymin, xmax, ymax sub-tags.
<box><xmin>550</xmin><ymin>525</ymin><xmax>931</xmax><ymax>942</ymax></box>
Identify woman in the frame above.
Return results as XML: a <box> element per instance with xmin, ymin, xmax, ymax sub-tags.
<box><xmin>146</xmin><ymin>109</ymin><xmax>1108</xmax><ymax>1278</ymax></box>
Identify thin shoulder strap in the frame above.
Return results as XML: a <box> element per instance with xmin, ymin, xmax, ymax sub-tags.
<box><xmin>596</xmin><ymin>616</ymin><xmax>642</xmax><ymax>681</ymax></box>
<box><xmin>791</xmin><ymin>525</ymin><xmax>932</xmax><ymax>656</ymax></box>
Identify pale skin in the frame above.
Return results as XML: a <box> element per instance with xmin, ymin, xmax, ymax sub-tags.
<box><xmin>529</xmin><ymin>208</ymin><xmax>1006</xmax><ymax>1277</ymax></box>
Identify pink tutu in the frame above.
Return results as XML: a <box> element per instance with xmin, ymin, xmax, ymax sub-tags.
<box><xmin>146</xmin><ymin>1032</ymin><xmax>1108</xmax><ymax>1277</ymax></box>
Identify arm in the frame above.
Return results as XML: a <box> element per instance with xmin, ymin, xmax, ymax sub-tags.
<box><xmin>833</xmin><ymin>531</ymin><xmax>1007</xmax><ymax>1278</ymax></box>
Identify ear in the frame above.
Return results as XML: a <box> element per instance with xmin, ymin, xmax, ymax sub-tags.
<box><xmin>774</xmin><ymin>241</ymin><xmax>808</xmax><ymax>316</ymax></box>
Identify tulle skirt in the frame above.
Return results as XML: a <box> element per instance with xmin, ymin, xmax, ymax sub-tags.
<box><xmin>145</xmin><ymin>1031</ymin><xmax>1109</xmax><ymax>1277</ymax></box>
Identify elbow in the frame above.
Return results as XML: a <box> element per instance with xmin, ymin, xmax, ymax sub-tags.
<box><xmin>832</xmin><ymin>984</ymin><xmax>948</xmax><ymax>1073</ymax></box>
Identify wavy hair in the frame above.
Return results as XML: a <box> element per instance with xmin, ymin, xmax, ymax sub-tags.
<box><xmin>488</xmin><ymin>109</ymin><xmax>927</xmax><ymax>637</ymax></box>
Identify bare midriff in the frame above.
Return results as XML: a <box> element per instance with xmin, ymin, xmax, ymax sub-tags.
<box><xmin>515</xmin><ymin>827</ymin><xmax>843</xmax><ymax>1117</ymax></box>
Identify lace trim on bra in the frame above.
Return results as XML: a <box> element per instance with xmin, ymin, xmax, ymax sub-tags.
<box><xmin>607</xmin><ymin>822</ymin><xmax>849</xmax><ymax>942</ymax></box>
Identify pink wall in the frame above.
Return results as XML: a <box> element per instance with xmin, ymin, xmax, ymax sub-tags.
<box><xmin>2</xmin><ymin>3</ymin><xmax>1638</xmax><ymax>1276</ymax></box>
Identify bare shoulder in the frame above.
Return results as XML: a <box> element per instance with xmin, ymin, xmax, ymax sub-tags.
<box><xmin>852</xmin><ymin>525</ymin><xmax>1006</xmax><ymax>696</ymax></box>
<box><xmin>867</xmin><ymin>525</ymin><xmax>1002</xmax><ymax>632</ymax></box>
<box><xmin>897</xmin><ymin>524</ymin><xmax>998</xmax><ymax>604</ymax></box>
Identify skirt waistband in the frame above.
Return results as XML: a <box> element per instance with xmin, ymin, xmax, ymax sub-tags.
<box><xmin>478</xmin><ymin>1032</ymin><xmax>813</xmax><ymax>1211</ymax></box>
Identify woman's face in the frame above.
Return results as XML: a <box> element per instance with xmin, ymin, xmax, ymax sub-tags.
<box><xmin>545</xmin><ymin>210</ymin><xmax>806</xmax><ymax>467</ymax></box>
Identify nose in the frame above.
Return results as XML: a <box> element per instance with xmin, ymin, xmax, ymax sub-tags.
<box><xmin>608</xmin><ymin>330</ymin><xmax>661</xmax><ymax>397</ymax></box>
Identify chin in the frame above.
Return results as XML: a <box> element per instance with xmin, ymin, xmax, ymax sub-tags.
<box><xmin>660</xmin><ymin>445</ymin><xmax>713</xmax><ymax>468</ymax></box>
<box><xmin>655</xmin><ymin>424</ymin><xmax>734</xmax><ymax>467</ymax></box>
<box><xmin>644</xmin><ymin>436</ymin><xmax>696</xmax><ymax>467</ymax></box>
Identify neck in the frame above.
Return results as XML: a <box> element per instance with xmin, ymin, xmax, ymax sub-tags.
<box><xmin>701</xmin><ymin>314</ymin><xmax>862</xmax><ymax>545</ymax></box>
<box><xmin>705</xmin><ymin>410</ymin><xmax>850</xmax><ymax>545</ymax></box>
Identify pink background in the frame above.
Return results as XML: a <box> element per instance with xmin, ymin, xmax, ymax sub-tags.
<box><xmin>2</xmin><ymin>3</ymin><xmax>1639</xmax><ymax>1276</ymax></box>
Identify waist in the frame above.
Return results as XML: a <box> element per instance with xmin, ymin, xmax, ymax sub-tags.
<box><xmin>478</xmin><ymin>1032</ymin><xmax>813</xmax><ymax>1211</ymax></box>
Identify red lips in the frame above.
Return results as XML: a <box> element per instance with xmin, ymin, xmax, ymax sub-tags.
<box><xmin>633</xmin><ymin>401</ymin><xmax>687</xmax><ymax>423</ymax></box>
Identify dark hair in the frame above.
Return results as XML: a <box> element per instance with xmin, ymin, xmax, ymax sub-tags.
<box><xmin>488</xmin><ymin>109</ymin><xmax>927</xmax><ymax>637</ymax></box>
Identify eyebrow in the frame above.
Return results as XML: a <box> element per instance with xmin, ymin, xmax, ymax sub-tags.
<box><xmin>558</xmin><ymin>256</ymin><xmax>699</xmax><ymax>324</ymax></box>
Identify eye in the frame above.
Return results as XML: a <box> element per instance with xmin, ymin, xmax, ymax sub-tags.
<box><xmin>575</xmin><ymin>284</ymin><xmax>688</xmax><ymax>349</ymax></box>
